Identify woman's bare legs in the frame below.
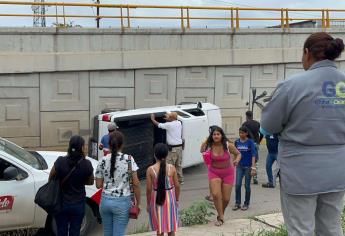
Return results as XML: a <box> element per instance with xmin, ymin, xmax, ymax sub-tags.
<box><xmin>210</xmin><ymin>178</ymin><xmax>224</xmax><ymax>225</ymax></box>
<box><xmin>221</xmin><ymin>183</ymin><xmax>233</xmax><ymax>212</ymax></box>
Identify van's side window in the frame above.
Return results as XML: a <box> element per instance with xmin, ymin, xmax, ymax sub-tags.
<box><xmin>183</xmin><ymin>108</ymin><xmax>205</xmax><ymax>116</ymax></box>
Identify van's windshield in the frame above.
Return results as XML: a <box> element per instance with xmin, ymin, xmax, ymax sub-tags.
<box><xmin>0</xmin><ymin>138</ymin><xmax>43</xmax><ymax>170</ymax></box>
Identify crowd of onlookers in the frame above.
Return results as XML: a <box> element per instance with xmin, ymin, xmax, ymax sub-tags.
<box><xmin>48</xmin><ymin>31</ymin><xmax>345</xmax><ymax>236</ymax></box>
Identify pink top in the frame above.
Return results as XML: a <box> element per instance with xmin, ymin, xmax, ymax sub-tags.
<box><xmin>203</xmin><ymin>149</ymin><xmax>233</xmax><ymax>169</ymax></box>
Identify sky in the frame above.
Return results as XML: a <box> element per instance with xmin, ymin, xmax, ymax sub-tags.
<box><xmin>1</xmin><ymin>0</ymin><xmax>345</xmax><ymax>28</ymax></box>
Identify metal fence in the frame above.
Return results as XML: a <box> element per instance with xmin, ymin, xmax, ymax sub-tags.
<box><xmin>0</xmin><ymin>1</ymin><xmax>344</xmax><ymax>28</ymax></box>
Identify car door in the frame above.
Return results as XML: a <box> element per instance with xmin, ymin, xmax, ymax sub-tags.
<box><xmin>179</xmin><ymin>109</ymin><xmax>209</xmax><ymax>168</ymax></box>
<box><xmin>0</xmin><ymin>156</ymin><xmax>36</xmax><ymax>230</ymax></box>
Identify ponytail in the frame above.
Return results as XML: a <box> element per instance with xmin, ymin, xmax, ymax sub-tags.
<box><xmin>154</xmin><ymin>143</ymin><xmax>169</xmax><ymax>206</ymax></box>
<box><xmin>156</xmin><ymin>158</ymin><xmax>166</xmax><ymax>205</ymax></box>
<box><xmin>108</xmin><ymin>131</ymin><xmax>124</xmax><ymax>179</ymax></box>
<box><xmin>109</xmin><ymin>137</ymin><xmax>118</xmax><ymax>179</ymax></box>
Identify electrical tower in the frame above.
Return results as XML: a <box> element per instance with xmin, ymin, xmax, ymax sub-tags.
<box><xmin>32</xmin><ymin>0</ymin><xmax>46</xmax><ymax>27</ymax></box>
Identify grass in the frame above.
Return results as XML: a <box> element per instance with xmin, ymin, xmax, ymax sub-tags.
<box><xmin>245</xmin><ymin>226</ymin><xmax>288</xmax><ymax>236</ymax></box>
<box><xmin>246</xmin><ymin>207</ymin><xmax>345</xmax><ymax>236</ymax></box>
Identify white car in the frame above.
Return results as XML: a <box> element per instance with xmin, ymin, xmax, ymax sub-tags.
<box><xmin>0</xmin><ymin>138</ymin><xmax>102</xmax><ymax>235</ymax></box>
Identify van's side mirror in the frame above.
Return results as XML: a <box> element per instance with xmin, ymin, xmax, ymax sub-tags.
<box><xmin>3</xmin><ymin>166</ymin><xmax>19</xmax><ymax>181</ymax></box>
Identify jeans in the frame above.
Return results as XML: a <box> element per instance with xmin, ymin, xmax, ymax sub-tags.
<box><xmin>55</xmin><ymin>200</ymin><xmax>85</xmax><ymax>236</ymax></box>
<box><xmin>100</xmin><ymin>194</ymin><xmax>131</xmax><ymax>236</ymax></box>
<box><xmin>235</xmin><ymin>165</ymin><xmax>251</xmax><ymax>206</ymax></box>
<box><xmin>266</xmin><ymin>153</ymin><xmax>278</xmax><ymax>185</ymax></box>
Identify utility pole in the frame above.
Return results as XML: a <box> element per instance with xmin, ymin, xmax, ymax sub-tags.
<box><xmin>96</xmin><ymin>0</ymin><xmax>100</xmax><ymax>28</ymax></box>
<box><xmin>32</xmin><ymin>0</ymin><xmax>46</xmax><ymax>27</ymax></box>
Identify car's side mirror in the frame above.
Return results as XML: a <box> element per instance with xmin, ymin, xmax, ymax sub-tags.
<box><xmin>3</xmin><ymin>166</ymin><xmax>19</xmax><ymax>181</ymax></box>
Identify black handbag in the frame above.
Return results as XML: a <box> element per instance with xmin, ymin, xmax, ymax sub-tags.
<box><xmin>35</xmin><ymin>158</ymin><xmax>83</xmax><ymax>215</ymax></box>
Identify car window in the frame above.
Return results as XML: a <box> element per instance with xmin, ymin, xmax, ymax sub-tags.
<box><xmin>182</xmin><ymin>108</ymin><xmax>205</xmax><ymax>116</ymax></box>
<box><xmin>171</xmin><ymin>110</ymin><xmax>191</xmax><ymax>118</ymax></box>
<box><xmin>0</xmin><ymin>139</ymin><xmax>42</xmax><ymax>170</ymax></box>
<box><xmin>0</xmin><ymin>158</ymin><xmax>28</xmax><ymax>181</ymax></box>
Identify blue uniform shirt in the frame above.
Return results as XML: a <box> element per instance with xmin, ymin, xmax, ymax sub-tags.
<box><xmin>234</xmin><ymin>138</ymin><xmax>257</xmax><ymax>167</ymax></box>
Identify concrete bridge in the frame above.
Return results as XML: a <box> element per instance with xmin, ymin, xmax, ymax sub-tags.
<box><xmin>1</xmin><ymin>28</ymin><xmax>344</xmax><ymax>148</ymax></box>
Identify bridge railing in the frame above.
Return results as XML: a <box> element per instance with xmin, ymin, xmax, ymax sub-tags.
<box><xmin>0</xmin><ymin>1</ymin><xmax>343</xmax><ymax>28</ymax></box>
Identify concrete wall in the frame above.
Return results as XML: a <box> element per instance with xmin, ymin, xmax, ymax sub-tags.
<box><xmin>1</xmin><ymin>28</ymin><xmax>345</xmax><ymax>148</ymax></box>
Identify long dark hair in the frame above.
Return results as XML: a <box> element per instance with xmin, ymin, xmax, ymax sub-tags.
<box><xmin>206</xmin><ymin>126</ymin><xmax>228</xmax><ymax>151</ymax></box>
<box><xmin>154</xmin><ymin>143</ymin><xmax>169</xmax><ymax>206</ymax></box>
<box><xmin>304</xmin><ymin>32</ymin><xmax>344</xmax><ymax>61</ymax></box>
<box><xmin>109</xmin><ymin>131</ymin><xmax>124</xmax><ymax>179</ymax></box>
<box><xmin>67</xmin><ymin>135</ymin><xmax>85</xmax><ymax>167</ymax></box>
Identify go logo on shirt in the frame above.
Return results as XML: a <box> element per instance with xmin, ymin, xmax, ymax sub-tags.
<box><xmin>322</xmin><ymin>81</ymin><xmax>345</xmax><ymax>98</ymax></box>
<box><xmin>315</xmin><ymin>81</ymin><xmax>345</xmax><ymax>107</ymax></box>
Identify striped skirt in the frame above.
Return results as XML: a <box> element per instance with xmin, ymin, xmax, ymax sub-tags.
<box><xmin>148</xmin><ymin>188</ymin><xmax>179</xmax><ymax>234</ymax></box>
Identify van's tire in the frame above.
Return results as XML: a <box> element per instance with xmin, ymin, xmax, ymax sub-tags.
<box><xmin>50</xmin><ymin>204</ymin><xmax>94</xmax><ymax>236</ymax></box>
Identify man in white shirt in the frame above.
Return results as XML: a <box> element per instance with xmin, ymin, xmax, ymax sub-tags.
<box><xmin>151</xmin><ymin>112</ymin><xmax>184</xmax><ymax>184</ymax></box>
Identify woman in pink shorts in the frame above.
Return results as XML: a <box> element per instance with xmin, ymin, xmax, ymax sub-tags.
<box><xmin>201</xmin><ymin>126</ymin><xmax>241</xmax><ymax>226</ymax></box>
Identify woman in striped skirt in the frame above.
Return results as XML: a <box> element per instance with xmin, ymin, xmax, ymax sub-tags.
<box><xmin>146</xmin><ymin>143</ymin><xmax>180</xmax><ymax>236</ymax></box>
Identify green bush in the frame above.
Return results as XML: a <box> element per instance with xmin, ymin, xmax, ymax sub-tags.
<box><xmin>179</xmin><ymin>200</ymin><xmax>215</xmax><ymax>226</ymax></box>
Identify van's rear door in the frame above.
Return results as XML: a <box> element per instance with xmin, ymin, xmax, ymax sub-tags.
<box><xmin>180</xmin><ymin>114</ymin><xmax>208</xmax><ymax>168</ymax></box>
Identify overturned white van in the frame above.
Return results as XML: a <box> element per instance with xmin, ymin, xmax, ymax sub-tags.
<box><xmin>89</xmin><ymin>102</ymin><xmax>221</xmax><ymax>178</ymax></box>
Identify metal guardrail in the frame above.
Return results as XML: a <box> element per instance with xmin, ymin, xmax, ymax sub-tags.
<box><xmin>0</xmin><ymin>1</ymin><xmax>343</xmax><ymax>28</ymax></box>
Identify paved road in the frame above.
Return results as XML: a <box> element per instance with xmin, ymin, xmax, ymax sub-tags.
<box><xmin>89</xmin><ymin>147</ymin><xmax>281</xmax><ymax>235</ymax></box>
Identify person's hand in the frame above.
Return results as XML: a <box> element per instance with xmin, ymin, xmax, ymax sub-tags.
<box><xmin>233</xmin><ymin>158</ymin><xmax>240</xmax><ymax>166</ymax></box>
<box><xmin>200</xmin><ymin>141</ymin><xmax>207</xmax><ymax>153</ymax></box>
<box><xmin>150</xmin><ymin>113</ymin><xmax>155</xmax><ymax>121</ymax></box>
<box><xmin>250</xmin><ymin>168</ymin><xmax>257</xmax><ymax>176</ymax></box>
<box><xmin>99</xmin><ymin>143</ymin><xmax>103</xmax><ymax>150</ymax></box>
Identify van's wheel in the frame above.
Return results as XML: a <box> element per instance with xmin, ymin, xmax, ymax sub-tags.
<box><xmin>50</xmin><ymin>204</ymin><xmax>94</xmax><ymax>236</ymax></box>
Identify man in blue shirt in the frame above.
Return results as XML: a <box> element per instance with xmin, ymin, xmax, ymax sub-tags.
<box><xmin>99</xmin><ymin>123</ymin><xmax>116</xmax><ymax>156</ymax></box>
<box><xmin>262</xmin><ymin>134</ymin><xmax>279</xmax><ymax>188</ymax></box>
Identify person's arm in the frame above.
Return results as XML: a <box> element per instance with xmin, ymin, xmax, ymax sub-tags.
<box><xmin>228</xmin><ymin>143</ymin><xmax>241</xmax><ymax>166</ymax></box>
<box><xmin>259</xmin><ymin>126</ymin><xmax>264</xmax><ymax>143</ymax></box>
<box><xmin>132</xmin><ymin>171</ymin><xmax>141</xmax><ymax>206</ymax></box>
<box><xmin>151</xmin><ymin>114</ymin><xmax>160</xmax><ymax>127</ymax></box>
<box><xmin>250</xmin><ymin>141</ymin><xmax>257</xmax><ymax>176</ymax></box>
<box><xmin>172</xmin><ymin>166</ymin><xmax>180</xmax><ymax>202</ymax></box>
<box><xmin>261</xmin><ymin>82</ymin><xmax>290</xmax><ymax>134</ymax></box>
<box><xmin>95</xmin><ymin>178</ymin><xmax>103</xmax><ymax>189</ymax></box>
<box><xmin>95</xmin><ymin>159</ymin><xmax>105</xmax><ymax>189</ymax></box>
<box><xmin>85</xmin><ymin>162</ymin><xmax>95</xmax><ymax>185</ymax></box>
<box><xmin>48</xmin><ymin>166</ymin><xmax>56</xmax><ymax>181</ymax></box>
<box><xmin>146</xmin><ymin>168</ymin><xmax>153</xmax><ymax>211</ymax></box>
<box><xmin>200</xmin><ymin>139</ymin><xmax>208</xmax><ymax>153</ymax></box>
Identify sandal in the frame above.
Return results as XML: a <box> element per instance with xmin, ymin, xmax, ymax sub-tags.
<box><xmin>241</xmin><ymin>205</ymin><xmax>249</xmax><ymax>211</ymax></box>
<box><xmin>205</xmin><ymin>195</ymin><xmax>213</xmax><ymax>202</ymax></box>
<box><xmin>215</xmin><ymin>216</ymin><xmax>224</xmax><ymax>226</ymax></box>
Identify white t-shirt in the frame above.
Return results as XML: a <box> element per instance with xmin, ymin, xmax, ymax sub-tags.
<box><xmin>158</xmin><ymin>120</ymin><xmax>183</xmax><ymax>146</ymax></box>
<box><xmin>95</xmin><ymin>152</ymin><xmax>139</xmax><ymax>197</ymax></box>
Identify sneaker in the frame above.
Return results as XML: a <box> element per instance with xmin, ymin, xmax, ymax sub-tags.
<box><xmin>253</xmin><ymin>179</ymin><xmax>258</xmax><ymax>185</ymax></box>
<box><xmin>180</xmin><ymin>181</ymin><xmax>184</xmax><ymax>185</ymax></box>
<box><xmin>262</xmin><ymin>183</ymin><xmax>275</xmax><ymax>188</ymax></box>
<box><xmin>241</xmin><ymin>205</ymin><xmax>249</xmax><ymax>211</ymax></box>
<box><xmin>232</xmin><ymin>204</ymin><xmax>241</xmax><ymax>211</ymax></box>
